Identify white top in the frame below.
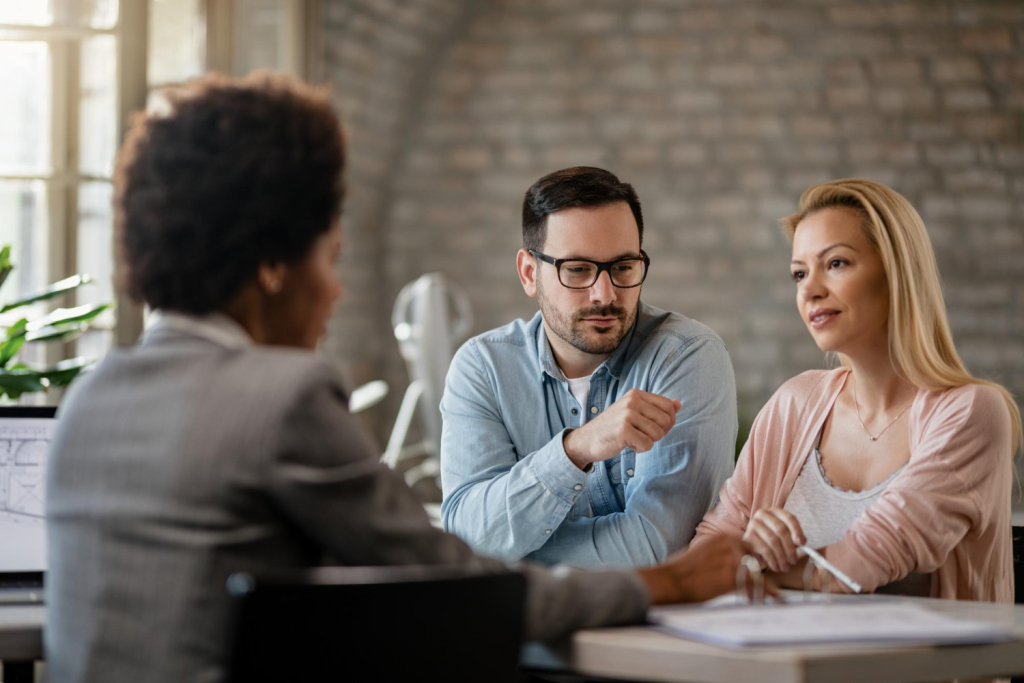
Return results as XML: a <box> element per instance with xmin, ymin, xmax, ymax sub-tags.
<box><xmin>782</xmin><ymin>434</ymin><xmax>932</xmax><ymax>596</ymax></box>
<box><xmin>782</xmin><ymin>447</ymin><xmax>904</xmax><ymax>549</ymax></box>
<box><xmin>567</xmin><ymin>374</ymin><xmax>593</xmax><ymax>423</ymax></box>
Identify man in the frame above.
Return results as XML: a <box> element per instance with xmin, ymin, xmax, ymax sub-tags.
<box><xmin>45</xmin><ymin>75</ymin><xmax>749</xmax><ymax>683</ymax></box>
<box><xmin>441</xmin><ymin>167</ymin><xmax>738</xmax><ymax>567</ymax></box>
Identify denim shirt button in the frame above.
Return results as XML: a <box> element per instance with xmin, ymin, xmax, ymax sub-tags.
<box><xmin>571</xmin><ymin>408</ymin><xmax>578</xmax><ymax>415</ymax></box>
<box><xmin>573</xmin><ymin>484</ymin><xmax>582</xmax><ymax>491</ymax></box>
<box><xmin>626</xmin><ymin>468</ymin><xmax>634</xmax><ymax>476</ymax></box>
<box><xmin>590</xmin><ymin>406</ymin><xmax>598</xmax><ymax>414</ymax></box>
<box><xmin>545</xmin><ymin>529</ymin><xmax>552</xmax><ymax>534</ymax></box>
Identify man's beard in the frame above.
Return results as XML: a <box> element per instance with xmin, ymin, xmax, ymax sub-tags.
<box><xmin>537</xmin><ymin>280</ymin><xmax>637</xmax><ymax>356</ymax></box>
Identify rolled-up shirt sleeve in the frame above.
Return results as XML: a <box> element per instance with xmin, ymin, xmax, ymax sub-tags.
<box><xmin>440</xmin><ymin>341</ymin><xmax>589</xmax><ymax>561</ymax></box>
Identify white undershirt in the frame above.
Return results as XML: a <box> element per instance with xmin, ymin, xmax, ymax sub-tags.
<box><xmin>567</xmin><ymin>374</ymin><xmax>593</xmax><ymax>422</ymax></box>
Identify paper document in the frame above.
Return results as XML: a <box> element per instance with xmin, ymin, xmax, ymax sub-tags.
<box><xmin>700</xmin><ymin>590</ymin><xmax>836</xmax><ymax>609</ymax></box>
<box><xmin>650</xmin><ymin>602</ymin><xmax>1013</xmax><ymax>648</ymax></box>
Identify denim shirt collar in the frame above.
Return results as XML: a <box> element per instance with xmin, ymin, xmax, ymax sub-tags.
<box><xmin>534</xmin><ymin>308</ymin><xmax>641</xmax><ymax>383</ymax></box>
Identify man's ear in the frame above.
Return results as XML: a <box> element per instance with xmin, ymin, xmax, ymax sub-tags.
<box><xmin>516</xmin><ymin>249</ymin><xmax>538</xmax><ymax>298</ymax></box>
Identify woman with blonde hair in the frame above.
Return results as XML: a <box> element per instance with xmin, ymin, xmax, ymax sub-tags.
<box><xmin>694</xmin><ymin>178</ymin><xmax>1022</xmax><ymax>601</ymax></box>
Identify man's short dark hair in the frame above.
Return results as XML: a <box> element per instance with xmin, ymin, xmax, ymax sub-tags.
<box><xmin>115</xmin><ymin>72</ymin><xmax>345</xmax><ymax>314</ymax></box>
<box><xmin>521</xmin><ymin>167</ymin><xmax>644</xmax><ymax>253</ymax></box>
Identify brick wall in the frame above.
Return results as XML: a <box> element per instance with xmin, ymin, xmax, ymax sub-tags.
<box><xmin>321</xmin><ymin>0</ymin><xmax>467</xmax><ymax>445</ymax></box>
<box><xmin>323</xmin><ymin>0</ymin><xmax>1024</xmax><ymax>456</ymax></box>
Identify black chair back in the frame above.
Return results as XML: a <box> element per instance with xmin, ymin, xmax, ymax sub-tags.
<box><xmin>1012</xmin><ymin>527</ymin><xmax>1024</xmax><ymax>683</ymax></box>
<box><xmin>226</xmin><ymin>565</ymin><xmax>526</xmax><ymax>683</ymax></box>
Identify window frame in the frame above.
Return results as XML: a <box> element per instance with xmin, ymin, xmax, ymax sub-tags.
<box><xmin>0</xmin><ymin>5</ymin><xmax>149</xmax><ymax>356</ymax></box>
<box><xmin>0</xmin><ymin>0</ymin><xmax>320</xmax><ymax>357</ymax></box>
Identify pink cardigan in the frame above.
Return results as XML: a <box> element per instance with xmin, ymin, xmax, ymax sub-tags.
<box><xmin>694</xmin><ymin>368</ymin><xmax>1014</xmax><ymax>603</ymax></box>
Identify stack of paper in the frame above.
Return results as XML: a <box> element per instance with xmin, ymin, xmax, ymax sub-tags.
<box><xmin>650</xmin><ymin>602</ymin><xmax>1013</xmax><ymax>648</ymax></box>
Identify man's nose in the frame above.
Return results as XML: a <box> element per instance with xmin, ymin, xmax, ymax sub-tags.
<box><xmin>589</xmin><ymin>269</ymin><xmax>616</xmax><ymax>304</ymax></box>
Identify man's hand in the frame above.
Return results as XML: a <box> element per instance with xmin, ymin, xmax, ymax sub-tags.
<box><xmin>636</xmin><ymin>535</ymin><xmax>773</xmax><ymax>605</ymax></box>
<box><xmin>563</xmin><ymin>389</ymin><xmax>681</xmax><ymax>471</ymax></box>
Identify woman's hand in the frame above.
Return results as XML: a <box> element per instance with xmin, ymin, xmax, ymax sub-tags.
<box><xmin>742</xmin><ymin>508</ymin><xmax>806</xmax><ymax>573</ymax></box>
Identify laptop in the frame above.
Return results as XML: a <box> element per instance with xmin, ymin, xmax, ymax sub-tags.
<box><xmin>0</xmin><ymin>406</ymin><xmax>57</xmax><ymax>604</ymax></box>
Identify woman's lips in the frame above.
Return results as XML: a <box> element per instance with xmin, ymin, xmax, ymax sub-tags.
<box><xmin>809</xmin><ymin>311</ymin><xmax>840</xmax><ymax>329</ymax></box>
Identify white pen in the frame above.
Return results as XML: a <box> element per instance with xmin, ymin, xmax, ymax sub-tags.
<box><xmin>797</xmin><ymin>545</ymin><xmax>863</xmax><ymax>594</ymax></box>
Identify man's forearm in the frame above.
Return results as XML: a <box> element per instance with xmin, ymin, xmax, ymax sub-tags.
<box><xmin>442</xmin><ymin>431</ymin><xmax>590</xmax><ymax>560</ymax></box>
<box><xmin>526</xmin><ymin>511</ymin><xmax>669</xmax><ymax>568</ymax></box>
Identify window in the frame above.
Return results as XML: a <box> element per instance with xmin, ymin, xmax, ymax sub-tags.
<box><xmin>0</xmin><ymin>0</ymin><xmax>319</xmax><ymax>379</ymax></box>
<box><xmin>0</xmin><ymin>0</ymin><xmax>146</xmax><ymax>370</ymax></box>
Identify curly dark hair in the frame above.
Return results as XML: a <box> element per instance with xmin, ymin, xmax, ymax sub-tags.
<box><xmin>521</xmin><ymin>167</ymin><xmax>643</xmax><ymax>253</ymax></box>
<box><xmin>115</xmin><ymin>71</ymin><xmax>345</xmax><ymax>313</ymax></box>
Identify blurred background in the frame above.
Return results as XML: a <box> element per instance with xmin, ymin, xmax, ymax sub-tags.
<box><xmin>1</xmin><ymin>0</ymin><xmax>1022</xmax><ymax>491</ymax></box>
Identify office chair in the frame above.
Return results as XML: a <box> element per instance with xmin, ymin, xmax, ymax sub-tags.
<box><xmin>1013</xmin><ymin>526</ymin><xmax>1024</xmax><ymax>683</ymax></box>
<box><xmin>225</xmin><ymin>565</ymin><xmax>526</xmax><ymax>683</ymax></box>
<box><xmin>1014</xmin><ymin>526</ymin><xmax>1024</xmax><ymax>605</ymax></box>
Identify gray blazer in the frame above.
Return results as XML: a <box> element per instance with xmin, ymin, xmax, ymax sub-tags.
<box><xmin>45</xmin><ymin>314</ymin><xmax>648</xmax><ymax>683</ymax></box>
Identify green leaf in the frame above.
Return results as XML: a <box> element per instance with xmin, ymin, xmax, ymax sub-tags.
<box><xmin>24</xmin><ymin>323</ymin><xmax>86</xmax><ymax>344</ymax></box>
<box><xmin>0</xmin><ymin>369</ymin><xmax>47</xmax><ymax>399</ymax></box>
<box><xmin>0</xmin><ymin>335</ymin><xmax>25</xmax><ymax>368</ymax></box>
<box><xmin>37</xmin><ymin>357</ymin><xmax>91</xmax><ymax>386</ymax></box>
<box><xmin>5</xmin><ymin>319</ymin><xmax>27</xmax><ymax>340</ymax></box>
<box><xmin>0</xmin><ymin>319</ymin><xmax>30</xmax><ymax>368</ymax></box>
<box><xmin>25</xmin><ymin>303</ymin><xmax>111</xmax><ymax>332</ymax></box>
<box><xmin>0</xmin><ymin>274</ymin><xmax>93</xmax><ymax>314</ymax></box>
<box><xmin>0</xmin><ymin>246</ymin><xmax>13</xmax><ymax>296</ymax></box>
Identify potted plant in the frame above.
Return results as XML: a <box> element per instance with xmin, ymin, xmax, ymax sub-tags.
<box><xmin>0</xmin><ymin>245</ymin><xmax>111</xmax><ymax>399</ymax></box>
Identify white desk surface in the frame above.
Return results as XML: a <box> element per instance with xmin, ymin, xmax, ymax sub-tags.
<box><xmin>524</xmin><ymin>596</ymin><xmax>1024</xmax><ymax>683</ymax></box>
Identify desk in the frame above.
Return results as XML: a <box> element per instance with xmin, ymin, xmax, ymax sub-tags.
<box><xmin>8</xmin><ymin>599</ymin><xmax>1024</xmax><ymax>683</ymax></box>
<box><xmin>0</xmin><ymin>604</ymin><xmax>43</xmax><ymax>683</ymax></box>
<box><xmin>525</xmin><ymin>596</ymin><xmax>1024</xmax><ymax>683</ymax></box>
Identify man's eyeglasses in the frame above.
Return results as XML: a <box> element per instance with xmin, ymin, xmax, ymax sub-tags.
<box><xmin>529</xmin><ymin>250</ymin><xmax>650</xmax><ymax>289</ymax></box>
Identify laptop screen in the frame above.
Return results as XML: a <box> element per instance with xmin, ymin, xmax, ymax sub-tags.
<box><xmin>0</xmin><ymin>407</ymin><xmax>57</xmax><ymax>573</ymax></box>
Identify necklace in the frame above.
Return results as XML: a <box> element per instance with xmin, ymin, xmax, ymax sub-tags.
<box><xmin>852</xmin><ymin>376</ymin><xmax>913</xmax><ymax>442</ymax></box>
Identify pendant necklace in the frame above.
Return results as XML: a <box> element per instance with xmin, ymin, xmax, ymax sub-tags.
<box><xmin>852</xmin><ymin>376</ymin><xmax>913</xmax><ymax>442</ymax></box>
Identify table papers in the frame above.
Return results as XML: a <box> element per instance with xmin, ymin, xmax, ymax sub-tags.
<box><xmin>649</xmin><ymin>601</ymin><xmax>1013</xmax><ymax>649</ymax></box>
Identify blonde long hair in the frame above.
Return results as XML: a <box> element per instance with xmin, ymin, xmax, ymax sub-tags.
<box><xmin>782</xmin><ymin>178</ymin><xmax>1023</xmax><ymax>454</ymax></box>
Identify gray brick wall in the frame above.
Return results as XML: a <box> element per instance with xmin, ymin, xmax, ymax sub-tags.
<box><xmin>322</xmin><ymin>0</ymin><xmax>1024</xmax><ymax>458</ymax></box>
<box><xmin>321</xmin><ymin>0</ymin><xmax>468</xmax><ymax>445</ymax></box>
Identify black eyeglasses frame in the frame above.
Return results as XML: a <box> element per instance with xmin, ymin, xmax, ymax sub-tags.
<box><xmin>528</xmin><ymin>249</ymin><xmax>651</xmax><ymax>289</ymax></box>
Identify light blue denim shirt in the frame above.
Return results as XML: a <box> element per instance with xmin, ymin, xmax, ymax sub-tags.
<box><xmin>440</xmin><ymin>301</ymin><xmax>737</xmax><ymax>568</ymax></box>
